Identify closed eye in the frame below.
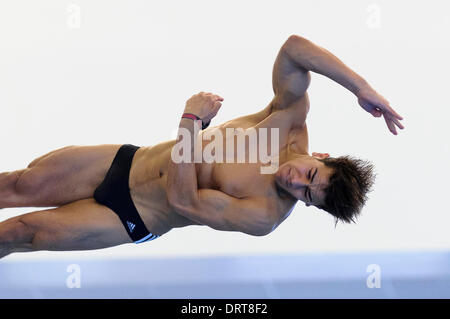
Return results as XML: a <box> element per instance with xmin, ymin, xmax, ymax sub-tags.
<box><xmin>311</xmin><ymin>168</ymin><xmax>318</xmax><ymax>184</ymax></box>
<box><xmin>304</xmin><ymin>169</ymin><xmax>311</xmax><ymax>200</ymax></box>
<box><xmin>306</xmin><ymin>168</ymin><xmax>317</xmax><ymax>203</ymax></box>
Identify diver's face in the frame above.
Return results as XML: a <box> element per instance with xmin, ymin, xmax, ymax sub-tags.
<box><xmin>275</xmin><ymin>154</ymin><xmax>333</xmax><ymax>207</ymax></box>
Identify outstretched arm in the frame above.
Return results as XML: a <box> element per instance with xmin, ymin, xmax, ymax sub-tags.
<box><xmin>275</xmin><ymin>35</ymin><xmax>404</xmax><ymax>134</ymax></box>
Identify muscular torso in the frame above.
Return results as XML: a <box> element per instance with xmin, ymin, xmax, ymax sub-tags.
<box><xmin>128</xmin><ymin>94</ymin><xmax>310</xmax><ymax>236</ymax></box>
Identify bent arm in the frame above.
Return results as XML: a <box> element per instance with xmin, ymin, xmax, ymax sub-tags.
<box><xmin>170</xmin><ymin>188</ymin><xmax>276</xmax><ymax>236</ymax></box>
<box><xmin>167</xmin><ymin>126</ymin><xmax>275</xmax><ymax>236</ymax></box>
<box><xmin>281</xmin><ymin>35</ymin><xmax>368</xmax><ymax>96</ymax></box>
<box><xmin>273</xmin><ymin>35</ymin><xmax>403</xmax><ymax>134</ymax></box>
<box><xmin>166</xmin><ymin>119</ymin><xmax>274</xmax><ymax>236</ymax></box>
<box><xmin>166</xmin><ymin>93</ymin><xmax>275</xmax><ymax>236</ymax></box>
<box><xmin>166</xmin><ymin>117</ymin><xmax>200</xmax><ymax>208</ymax></box>
<box><xmin>166</xmin><ymin>92</ymin><xmax>223</xmax><ymax>210</ymax></box>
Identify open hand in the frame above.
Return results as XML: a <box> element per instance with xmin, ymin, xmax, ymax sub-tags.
<box><xmin>357</xmin><ymin>87</ymin><xmax>404</xmax><ymax>135</ymax></box>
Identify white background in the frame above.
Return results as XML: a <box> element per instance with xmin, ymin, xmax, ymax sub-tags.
<box><xmin>0</xmin><ymin>0</ymin><xmax>449</xmax><ymax>261</ymax></box>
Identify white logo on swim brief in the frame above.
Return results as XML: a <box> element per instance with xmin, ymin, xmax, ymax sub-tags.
<box><xmin>127</xmin><ymin>221</ymin><xmax>136</xmax><ymax>233</ymax></box>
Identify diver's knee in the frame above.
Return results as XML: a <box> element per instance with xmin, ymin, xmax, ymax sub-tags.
<box><xmin>0</xmin><ymin>218</ymin><xmax>33</xmax><ymax>246</ymax></box>
<box><xmin>14</xmin><ymin>168</ymin><xmax>47</xmax><ymax>196</ymax></box>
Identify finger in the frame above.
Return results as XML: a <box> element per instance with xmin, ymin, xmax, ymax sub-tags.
<box><xmin>384</xmin><ymin>111</ymin><xmax>404</xmax><ymax>130</ymax></box>
<box><xmin>212</xmin><ymin>95</ymin><xmax>224</xmax><ymax>101</ymax></box>
<box><xmin>210</xmin><ymin>101</ymin><xmax>222</xmax><ymax>114</ymax></box>
<box><xmin>210</xmin><ymin>94</ymin><xmax>224</xmax><ymax>101</ymax></box>
<box><xmin>206</xmin><ymin>92</ymin><xmax>222</xmax><ymax>100</ymax></box>
<box><xmin>383</xmin><ymin>114</ymin><xmax>397</xmax><ymax>135</ymax></box>
<box><xmin>391</xmin><ymin>116</ymin><xmax>404</xmax><ymax>130</ymax></box>
<box><xmin>384</xmin><ymin>105</ymin><xmax>403</xmax><ymax>120</ymax></box>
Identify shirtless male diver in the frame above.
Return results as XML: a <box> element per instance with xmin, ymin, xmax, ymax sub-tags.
<box><xmin>0</xmin><ymin>35</ymin><xmax>403</xmax><ymax>258</ymax></box>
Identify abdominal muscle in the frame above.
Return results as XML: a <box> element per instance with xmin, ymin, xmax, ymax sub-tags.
<box><xmin>127</xmin><ymin>141</ymin><xmax>203</xmax><ymax>236</ymax></box>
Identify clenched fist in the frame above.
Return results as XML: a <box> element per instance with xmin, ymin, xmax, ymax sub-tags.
<box><xmin>184</xmin><ymin>92</ymin><xmax>224</xmax><ymax>124</ymax></box>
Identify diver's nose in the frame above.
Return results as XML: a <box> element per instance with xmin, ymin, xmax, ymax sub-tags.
<box><xmin>290</xmin><ymin>171</ymin><xmax>308</xmax><ymax>188</ymax></box>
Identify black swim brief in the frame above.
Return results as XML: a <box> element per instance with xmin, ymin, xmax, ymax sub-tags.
<box><xmin>93</xmin><ymin>144</ymin><xmax>160</xmax><ymax>244</ymax></box>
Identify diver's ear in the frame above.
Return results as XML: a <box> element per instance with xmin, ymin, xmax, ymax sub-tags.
<box><xmin>312</xmin><ymin>152</ymin><xmax>330</xmax><ymax>159</ymax></box>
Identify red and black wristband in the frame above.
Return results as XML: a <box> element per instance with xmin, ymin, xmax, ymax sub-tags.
<box><xmin>182</xmin><ymin>113</ymin><xmax>211</xmax><ymax>130</ymax></box>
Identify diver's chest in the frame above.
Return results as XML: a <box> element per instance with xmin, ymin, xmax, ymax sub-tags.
<box><xmin>209</xmin><ymin>162</ymin><xmax>273</xmax><ymax>198</ymax></box>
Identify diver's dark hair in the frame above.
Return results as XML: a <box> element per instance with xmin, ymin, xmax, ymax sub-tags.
<box><xmin>317</xmin><ymin>156</ymin><xmax>375</xmax><ymax>224</ymax></box>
